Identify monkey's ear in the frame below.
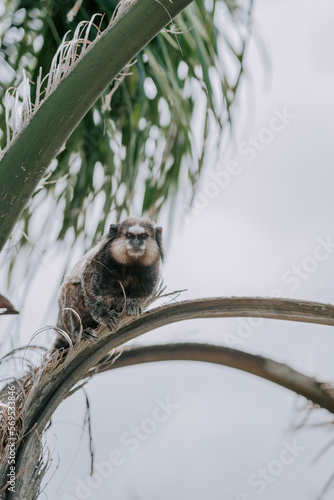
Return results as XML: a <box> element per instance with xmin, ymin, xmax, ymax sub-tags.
<box><xmin>108</xmin><ymin>224</ymin><xmax>119</xmax><ymax>240</ymax></box>
<box><xmin>155</xmin><ymin>226</ymin><xmax>165</xmax><ymax>262</ymax></box>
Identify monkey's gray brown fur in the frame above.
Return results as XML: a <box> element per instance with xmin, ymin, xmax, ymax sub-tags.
<box><xmin>52</xmin><ymin>217</ymin><xmax>164</xmax><ymax>350</ymax></box>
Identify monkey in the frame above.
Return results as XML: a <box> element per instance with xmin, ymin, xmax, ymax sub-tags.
<box><xmin>52</xmin><ymin>217</ymin><xmax>164</xmax><ymax>351</ymax></box>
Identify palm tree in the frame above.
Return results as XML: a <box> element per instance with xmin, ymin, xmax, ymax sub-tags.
<box><xmin>0</xmin><ymin>0</ymin><xmax>252</xmax><ymax>275</ymax></box>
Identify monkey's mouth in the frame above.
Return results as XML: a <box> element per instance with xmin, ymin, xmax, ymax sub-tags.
<box><xmin>127</xmin><ymin>248</ymin><xmax>145</xmax><ymax>258</ymax></box>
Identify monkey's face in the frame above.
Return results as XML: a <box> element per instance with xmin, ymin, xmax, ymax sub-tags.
<box><xmin>123</xmin><ymin>224</ymin><xmax>151</xmax><ymax>258</ymax></box>
<box><xmin>109</xmin><ymin>219</ymin><xmax>161</xmax><ymax>266</ymax></box>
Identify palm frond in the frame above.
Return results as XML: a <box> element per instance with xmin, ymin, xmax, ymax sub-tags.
<box><xmin>0</xmin><ymin>0</ymin><xmax>254</xmax><ymax>285</ymax></box>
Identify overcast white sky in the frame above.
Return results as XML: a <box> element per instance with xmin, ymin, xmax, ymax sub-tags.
<box><xmin>2</xmin><ymin>0</ymin><xmax>334</xmax><ymax>499</ymax></box>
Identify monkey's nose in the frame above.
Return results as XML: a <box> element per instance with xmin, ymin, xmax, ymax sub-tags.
<box><xmin>131</xmin><ymin>238</ymin><xmax>144</xmax><ymax>250</ymax></box>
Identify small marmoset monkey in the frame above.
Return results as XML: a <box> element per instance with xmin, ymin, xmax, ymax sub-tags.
<box><xmin>52</xmin><ymin>217</ymin><xmax>164</xmax><ymax>350</ymax></box>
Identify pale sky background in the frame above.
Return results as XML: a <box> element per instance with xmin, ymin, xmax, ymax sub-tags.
<box><xmin>2</xmin><ymin>0</ymin><xmax>334</xmax><ymax>499</ymax></box>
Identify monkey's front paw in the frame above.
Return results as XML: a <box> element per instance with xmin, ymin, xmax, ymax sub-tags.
<box><xmin>125</xmin><ymin>300</ymin><xmax>142</xmax><ymax>317</ymax></box>
<box><xmin>106</xmin><ymin>311</ymin><xmax>119</xmax><ymax>331</ymax></box>
<box><xmin>83</xmin><ymin>327</ymin><xmax>98</xmax><ymax>342</ymax></box>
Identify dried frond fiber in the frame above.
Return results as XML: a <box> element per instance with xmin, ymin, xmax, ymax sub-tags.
<box><xmin>1</xmin><ymin>14</ymin><xmax>104</xmax><ymax>159</ymax></box>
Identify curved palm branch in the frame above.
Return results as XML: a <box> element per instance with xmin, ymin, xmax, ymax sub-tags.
<box><xmin>0</xmin><ymin>296</ymin><xmax>334</xmax><ymax>498</ymax></box>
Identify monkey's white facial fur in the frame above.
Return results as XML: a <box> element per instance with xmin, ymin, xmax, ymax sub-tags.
<box><xmin>110</xmin><ymin>218</ymin><xmax>161</xmax><ymax>266</ymax></box>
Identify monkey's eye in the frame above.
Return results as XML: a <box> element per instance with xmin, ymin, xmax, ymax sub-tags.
<box><xmin>139</xmin><ymin>234</ymin><xmax>148</xmax><ymax>239</ymax></box>
<box><xmin>126</xmin><ymin>233</ymin><xmax>133</xmax><ymax>239</ymax></box>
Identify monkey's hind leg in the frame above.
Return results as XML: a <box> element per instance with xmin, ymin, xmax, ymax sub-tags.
<box><xmin>54</xmin><ymin>282</ymin><xmax>90</xmax><ymax>350</ymax></box>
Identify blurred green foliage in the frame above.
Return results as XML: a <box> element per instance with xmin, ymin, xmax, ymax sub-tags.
<box><xmin>0</xmin><ymin>0</ymin><xmax>253</xmax><ymax>283</ymax></box>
